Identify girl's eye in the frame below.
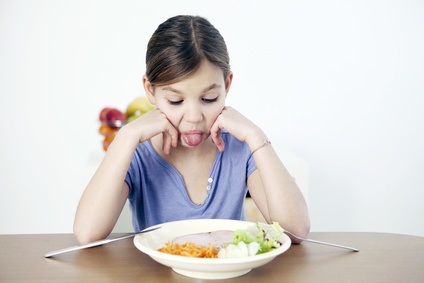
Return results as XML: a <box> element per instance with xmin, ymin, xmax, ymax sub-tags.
<box><xmin>168</xmin><ymin>100</ymin><xmax>183</xmax><ymax>106</ymax></box>
<box><xmin>202</xmin><ymin>97</ymin><xmax>218</xmax><ymax>103</ymax></box>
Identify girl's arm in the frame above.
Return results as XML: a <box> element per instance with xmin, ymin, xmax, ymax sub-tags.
<box><xmin>73</xmin><ymin>110</ymin><xmax>178</xmax><ymax>244</ymax></box>
<box><xmin>210</xmin><ymin>107</ymin><xmax>310</xmax><ymax>243</ymax></box>
<box><xmin>246</xmin><ymin>144</ymin><xmax>310</xmax><ymax>243</ymax></box>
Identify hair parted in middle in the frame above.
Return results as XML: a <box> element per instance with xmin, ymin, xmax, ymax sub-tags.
<box><xmin>145</xmin><ymin>15</ymin><xmax>231</xmax><ymax>86</ymax></box>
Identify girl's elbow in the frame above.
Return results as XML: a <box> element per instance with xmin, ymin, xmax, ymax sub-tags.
<box><xmin>73</xmin><ymin>221</ymin><xmax>99</xmax><ymax>245</ymax></box>
<box><xmin>73</xmin><ymin>223</ymin><xmax>90</xmax><ymax>245</ymax></box>
<box><xmin>291</xmin><ymin>218</ymin><xmax>311</xmax><ymax>244</ymax></box>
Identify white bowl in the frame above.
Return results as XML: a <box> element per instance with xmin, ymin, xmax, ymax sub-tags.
<box><xmin>133</xmin><ymin>219</ymin><xmax>291</xmax><ymax>280</ymax></box>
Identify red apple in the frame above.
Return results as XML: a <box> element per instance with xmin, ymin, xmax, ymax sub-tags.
<box><xmin>105</xmin><ymin>108</ymin><xmax>126</xmax><ymax>128</ymax></box>
<box><xmin>99</xmin><ymin>107</ymin><xmax>112</xmax><ymax>122</ymax></box>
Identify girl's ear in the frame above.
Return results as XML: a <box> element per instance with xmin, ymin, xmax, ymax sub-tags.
<box><xmin>143</xmin><ymin>75</ymin><xmax>156</xmax><ymax>104</ymax></box>
<box><xmin>225</xmin><ymin>72</ymin><xmax>233</xmax><ymax>95</ymax></box>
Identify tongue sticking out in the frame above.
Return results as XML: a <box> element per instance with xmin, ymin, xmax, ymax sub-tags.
<box><xmin>183</xmin><ymin>133</ymin><xmax>203</xmax><ymax>146</ymax></box>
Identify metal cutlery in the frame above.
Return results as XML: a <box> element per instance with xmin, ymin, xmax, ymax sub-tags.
<box><xmin>284</xmin><ymin>230</ymin><xmax>359</xmax><ymax>252</ymax></box>
<box><xmin>45</xmin><ymin>225</ymin><xmax>358</xmax><ymax>258</ymax></box>
<box><xmin>44</xmin><ymin>226</ymin><xmax>161</xmax><ymax>258</ymax></box>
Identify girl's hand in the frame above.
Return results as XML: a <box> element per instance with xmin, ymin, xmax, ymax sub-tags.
<box><xmin>122</xmin><ymin>109</ymin><xmax>178</xmax><ymax>154</ymax></box>
<box><xmin>210</xmin><ymin>106</ymin><xmax>266</xmax><ymax>152</ymax></box>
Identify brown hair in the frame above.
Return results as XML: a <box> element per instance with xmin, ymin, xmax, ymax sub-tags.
<box><xmin>145</xmin><ymin>15</ymin><xmax>230</xmax><ymax>86</ymax></box>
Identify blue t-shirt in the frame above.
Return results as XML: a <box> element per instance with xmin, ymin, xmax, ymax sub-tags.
<box><xmin>124</xmin><ymin>132</ymin><xmax>257</xmax><ymax>232</ymax></box>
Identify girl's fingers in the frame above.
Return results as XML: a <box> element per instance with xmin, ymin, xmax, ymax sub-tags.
<box><xmin>170</xmin><ymin>129</ymin><xmax>178</xmax><ymax>148</ymax></box>
<box><xmin>211</xmin><ymin>123</ymin><xmax>225</xmax><ymax>152</ymax></box>
<box><xmin>162</xmin><ymin>125</ymin><xmax>179</xmax><ymax>155</ymax></box>
<box><xmin>162</xmin><ymin>132</ymin><xmax>172</xmax><ymax>155</ymax></box>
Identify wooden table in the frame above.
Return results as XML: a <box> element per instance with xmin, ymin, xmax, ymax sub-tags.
<box><xmin>1</xmin><ymin>232</ymin><xmax>423</xmax><ymax>282</ymax></box>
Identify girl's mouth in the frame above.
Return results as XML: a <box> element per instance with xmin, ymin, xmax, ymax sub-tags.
<box><xmin>182</xmin><ymin>131</ymin><xmax>204</xmax><ymax>146</ymax></box>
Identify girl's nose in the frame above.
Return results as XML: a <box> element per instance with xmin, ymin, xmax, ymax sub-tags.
<box><xmin>184</xmin><ymin>104</ymin><xmax>203</xmax><ymax>123</ymax></box>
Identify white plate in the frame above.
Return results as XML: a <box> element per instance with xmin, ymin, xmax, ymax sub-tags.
<box><xmin>133</xmin><ymin>219</ymin><xmax>291</xmax><ymax>280</ymax></box>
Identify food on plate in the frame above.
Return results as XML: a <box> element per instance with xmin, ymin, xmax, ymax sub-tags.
<box><xmin>157</xmin><ymin>230</ymin><xmax>232</xmax><ymax>258</ymax></box>
<box><xmin>158</xmin><ymin>242</ymin><xmax>219</xmax><ymax>258</ymax></box>
<box><xmin>172</xmin><ymin>230</ymin><xmax>233</xmax><ymax>248</ymax></box>
<box><xmin>218</xmin><ymin>222</ymin><xmax>284</xmax><ymax>258</ymax></box>
<box><xmin>157</xmin><ymin>222</ymin><xmax>284</xmax><ymax>259</ymax></box>
<box><xmin>219</xmin><ymin>241</ymin><xmax>261</xmax><ymax>258</ymax></box>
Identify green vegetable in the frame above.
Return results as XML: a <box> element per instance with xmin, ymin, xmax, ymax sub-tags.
<box><xmin>231</xmin><ymin>222</ymin><xmax>284</xmax><ymax>254</ymax></box>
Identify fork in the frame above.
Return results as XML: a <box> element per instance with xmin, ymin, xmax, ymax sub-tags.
<box><xmin>284</xmin><ymin>230</ymin><xmax>359</xmax><ymax>252</ymax></box>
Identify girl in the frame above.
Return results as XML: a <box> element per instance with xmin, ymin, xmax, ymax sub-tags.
<box><xmin>74</xmin><ymin>15</ymin><xmax>310</xmax><ymax>244</ymax></box>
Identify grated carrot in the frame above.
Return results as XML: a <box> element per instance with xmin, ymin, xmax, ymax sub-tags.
<box><xmin>157</xmin><ymin>241</ymin><xmax>219</xmax><ymax>258</ymax></box>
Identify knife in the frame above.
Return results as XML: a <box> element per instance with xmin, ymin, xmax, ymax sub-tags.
<box><xmin>44</xmin><ymin>226</ymin><xmax>160</xmax><ymax>258</ymax></box>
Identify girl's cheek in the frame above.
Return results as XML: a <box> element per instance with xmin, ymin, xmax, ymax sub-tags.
<box><xmin>163</xmin><ymin>112</ymin><xmax>181</xmax><ymax>128</ymax></box>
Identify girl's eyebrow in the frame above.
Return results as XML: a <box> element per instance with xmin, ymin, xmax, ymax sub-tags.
<box><xmin>203</xmin><ymin>83</ymin><xmax>221</xmax><ymax>93</ymax></box>
<box><xmin>161</xmin><ymin>84</ymin><xmax>221</xmax><ymax>94</ymax></box>
<box><xmin>161</xmin><ymin>86</ymin><xmax>182</xmax><ymax>94</ymax></box>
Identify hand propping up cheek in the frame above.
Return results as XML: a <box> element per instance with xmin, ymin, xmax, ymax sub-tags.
<box><xmin>210</xmin><ymin>106</ymin><xmax>263</xmax><ymax>152</ymax></box>
<box><xmin>124</xmin><ymin>109</ymin><xmax>178</xmax><ymax>154</ymax></box>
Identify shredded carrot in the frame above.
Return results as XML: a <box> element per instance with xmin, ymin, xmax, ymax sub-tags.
<box><xmin>157</xmin><ymin>241</ymin><xmax>219</xmax><ymax>258</ymax></box>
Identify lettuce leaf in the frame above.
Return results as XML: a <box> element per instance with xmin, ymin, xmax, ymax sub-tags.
<box><xmin>231</xmin><ymin>222</ymin><xmax>284</xmax><ymax>254</ymax></box>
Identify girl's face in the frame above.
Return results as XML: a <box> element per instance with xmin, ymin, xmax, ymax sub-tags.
<box><xmin>144</xmin><ymin>60</ymin><xmax>232</xmax><ymax>148</ymax></box>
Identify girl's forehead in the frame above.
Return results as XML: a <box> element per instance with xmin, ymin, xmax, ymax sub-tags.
<box><xmin>160</xmin><ymin>62</ymin><xmax>226</xmax><ymax>92</ymax></box>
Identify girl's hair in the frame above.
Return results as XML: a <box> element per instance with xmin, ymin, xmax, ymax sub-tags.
<box><xmin>145</xmin><ymin>15</ymin><xmax>230</xmax><ymax>86</ymax></box>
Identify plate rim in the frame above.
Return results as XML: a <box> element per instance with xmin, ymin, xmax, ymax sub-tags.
<box><xmin>133</xmin><ymin>219</ymin><xmax>291</xmax><ymax>264</ymax></box>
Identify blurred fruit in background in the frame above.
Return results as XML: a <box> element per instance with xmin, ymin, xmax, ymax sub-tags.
<box><xmin>98</xmin><ymin>123</ymin><xmax>118</xmax><ymax>151</ymax></box>
<box><xmin>98</xmin><ymin>96</ymin><xmax>155</xmax><ymax>151</ymax></box>
<box><xmin>105</xmin><ymin>108</ymin><xmax>127</xmax><ymax>129</ymax></box>
<box><xmin>126</xmin><ymin>96</ymin><xmax>155</xmax><ymax>123</ymax></box>
<box><xmin>99</xmin><ymin>107</ymin><xmax>112</xmax><ymax>122</ymax></box>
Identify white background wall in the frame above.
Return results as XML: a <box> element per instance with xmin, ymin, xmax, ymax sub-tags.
<box><xmin>1</xmin><ymin>0</ymin><xmax>423</xmax><ymax>236</ymax></box>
